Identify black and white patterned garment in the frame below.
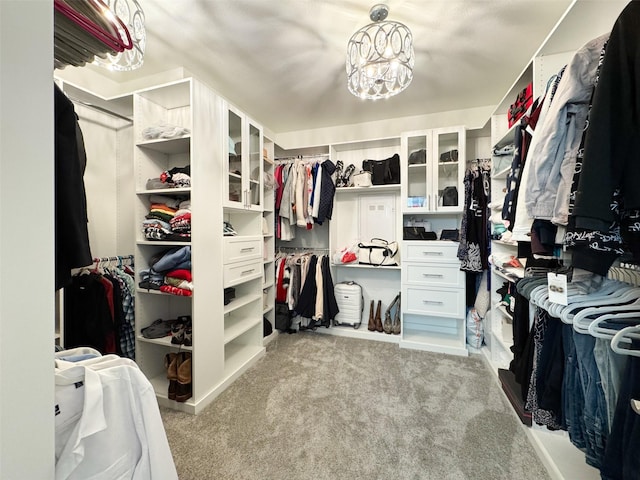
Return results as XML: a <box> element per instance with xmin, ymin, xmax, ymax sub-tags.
<box><xmin>564</xmin><ymin>41</ymin><xmax>640</xmax><ymax>259</ymax></box>
<box><xmin>525</xmin><ymin>307</ymin><xmax>564</xmax><ymax>430</ymax></box>
<box><xmin>458</xmin><ymin>165</ymin><xmax>490</xmax><ymax>272</ymax></box>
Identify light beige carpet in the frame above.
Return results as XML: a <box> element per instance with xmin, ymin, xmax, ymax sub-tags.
<box><xmin>161</xmin><ymin>333</ymin><xmax>551</xmax><ymax>480</ymax></box>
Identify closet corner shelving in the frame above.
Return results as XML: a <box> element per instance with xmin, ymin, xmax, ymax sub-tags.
<box><xmin>134</xmin><ymin>77</ymin><xmax>265</xmax><ymax>414</ymax></box>
<box><xmin>480</xmin><ymin>2</ymin><xmax>630</xmax><ymax>480</ymax></box>
<box><xmin>262</xmin><ymin>135</ymin><xmax>277</xmax><ymax>345</ymax></box>
<box><xmin>325</xmin><ymin>137</ymin><xmax>403</xmax><ymax>344</ymax></box>
<box><xmin>399</xmin><ymin>126</ymin><xmax>468</xmax><ymax>357</ymax></box>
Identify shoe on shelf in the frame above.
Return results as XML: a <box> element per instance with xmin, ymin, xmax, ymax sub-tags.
<box><xmin>374</xmin><ymin>300</ymin><xmax>383</xmax><ymax>332</ymax></box>
<box><xmin>367</xmin><ymin>300</ymin><xmax>376</xmax><ymax>331</ymax></box>
<box><xmin>392</xmin><ymin>293</ymin><xmax>401</xmax><ymax>335</ymax></box>
<box><xmin>176</xmin><ymin>352</ymin><xmax>192</xmax><ymax>403</ymax></box>
<box><xmin>165</xmin><ymin>353</ymin><xmax>180</xmax><ymax>400</ymax></box>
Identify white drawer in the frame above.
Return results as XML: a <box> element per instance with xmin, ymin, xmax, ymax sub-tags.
<box><xmin>404</xmin><ymin>263</ymin><xmax>464</xmax><ymax>288</ymax></box>
<box><xmin>224</xmin><ymin>258</ymin><xmax>262</xmax><ymax>288</ymax></box>
<box><xmin>404</xmin><ymin>241</ymin><xmax>459</xmax><ymax>263</ymax></box>
<box><xmin>405</xmin><ymin>286</ymin><xmax>464</xmax><ymax>318</ymax></box>
<box><xmin>223</xmin><ymin>236</ymin><xmax>262</xmax><ymax>264</ymax></box>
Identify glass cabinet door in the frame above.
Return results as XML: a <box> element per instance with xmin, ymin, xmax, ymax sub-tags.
<box><xmin>406</xmin><ymin>133</ymin><xmax>429</xmax><ymax>210</ymax></box>
<box><xmin>248</xmin><ymin>121</ymin><xmax>262</xmax><ymax>209</ymax></box>
<box><xmin>227</xmin><ymin>109</ymin><xmax>243</xmax><ymax>206</ymax></box>
<box><xmin>433</xmin><ymin>128</ymin><xmax>463</xmax><ymax>212</ymax></box>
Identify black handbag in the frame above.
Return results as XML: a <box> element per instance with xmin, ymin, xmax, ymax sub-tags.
<box><xmin>440</xmin><ymin>229</ymin><xmax>460</xmax><ymax>241</ymax></box>
<box><xmin>362</xmin><ymin>154</ymin><xmax>400</xmax><ymax>185</ymax></box>
<box><xmin>442</xmin><ymin>186</ymin><xmax>458</xmax><ymax>206</ymax></box>
<box><xmin>408</xmin><ymin>149</ymin><xmax>426</xmax><ymax>165</ymax></box>
<box><xmin>403</xmin><ymin>227</ymin><xmax>437</xmax><ymax>241</ymax></box>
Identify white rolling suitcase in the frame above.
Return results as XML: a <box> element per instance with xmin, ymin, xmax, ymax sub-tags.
<box><xmin>333</xmin><ymin>281</ymin><xmax>364</xmax><ymax>329</ymax></box>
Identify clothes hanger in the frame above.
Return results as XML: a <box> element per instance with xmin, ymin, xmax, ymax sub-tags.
<box><xmin>587</xmin><ymin>311</ymin><xmax>640</xmax><ymax>339</ymax></box>
<box><xmin>560</xmin><ymin>284</ymin><xmax>640</xmax><ymax>324</ymax></box>
<box><xmin>572</xmin><ymin>297</ymin><xmax>640</xmax><ymax>334</ymax></box>
<box><xmin>610</xmin><ymin>325</ymin><xmax>640</xmax><ymax>357</ymax></box>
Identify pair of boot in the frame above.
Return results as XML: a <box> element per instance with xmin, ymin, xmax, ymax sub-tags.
<box><xmin>367</xmin><ymin>300</ymin><xmax>383</xmax><ymax>332</ymax></box>
<box><xmin>367</xmin><ymin>295</ymin><xmax>401</xmax><ymax>335</ymax></box>
<box><xmin>164</xmin><ymin>352</ymin><xmax>192</xmax><ymax>402</ymax></box>
<box><xmin>384</xmin><ymin>293</ymin><xmax>401</xmax><ymax>335</ymax></box>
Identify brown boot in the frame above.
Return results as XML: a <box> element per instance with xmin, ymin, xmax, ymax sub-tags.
<box><xmin>367</xmin><ymin>300</ymin><xmax>376</xmax><ymax>331</ymax></box>
<box><xmin>375</xmin><ymin>300</ymin><xmax>383</xmax><ymax>332</ymax></box>
<box><xmin>176</xmin><ymin>352</ymin><xmax>192</xmax><ymax>403</ymax></box>
<box><xmin>392</xmin><ymin>293</ymin><xmax>401</xmax><ymax>335</ymax></box>
<box><xmin>164</xmin><ymin>353</ymin><xmax>180</xmax><ymax>400</ymax></box>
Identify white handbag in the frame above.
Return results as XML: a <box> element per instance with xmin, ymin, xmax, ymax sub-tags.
<box><xmin>357</xmin><ymin>238</ymin><xmax>399</xmax><ymax>266</ymax></box>
<box><xmin>352</xmin><ymin>170</ymin><xmax>372</xmax><ymax>187</ymax></box>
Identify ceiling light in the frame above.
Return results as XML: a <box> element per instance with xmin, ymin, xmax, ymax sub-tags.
<box><xmin>94</xmin><ymin>0</ymin><xmax>145</xmax><ymax>71</ymax></box>
<box><xmin>346</xmin><ymin>4</ymin><xmax>414</xmax><ymax>100</ymax></box>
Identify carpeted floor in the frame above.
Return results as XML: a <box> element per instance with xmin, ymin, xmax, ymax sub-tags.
<box><xmin>160</xmin><ymin>333</ymin><xmax>551</xmax><ymax>480</ymax></box>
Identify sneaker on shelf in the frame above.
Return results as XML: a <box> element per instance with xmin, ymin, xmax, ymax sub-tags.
<box><xmin>223</xmin><ymin>221</ymin><xmax>237</xmax><ymax>236</ymax></box>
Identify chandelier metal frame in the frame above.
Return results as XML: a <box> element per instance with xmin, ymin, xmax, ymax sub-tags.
<box><xmin>346</xmin><ymin>4</ymin><xmax>414</xmax><ymax>100</ymax></box>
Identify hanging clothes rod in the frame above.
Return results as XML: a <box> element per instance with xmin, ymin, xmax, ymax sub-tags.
<box><xmin>274</xmin><ymin>153</ymin><xmax>330</xmax><ymax>162</ymax></box>
<box><xmin>277</xmin><ymin>246</ymin><xmax>330</xmax><ymax>253</ymax></box>
<box><xmin>69</xmin><ymin>97</ymin><xmax>134</xmax><ymax>123</ymax></box>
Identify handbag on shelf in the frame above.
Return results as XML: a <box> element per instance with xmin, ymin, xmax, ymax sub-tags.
<box><xmin>403</xmin><ymin>226</ymin><xmax>437</xmax><ymax>241</ymax></box>
<box><xmin>408</xmin><ymin>149</ymin><xmax>426</xmax><ymax>165</ymax></box>
<box><xmin>362</xmin><ymin>153</ymin><xmax>400</xmax><ymax>185</ymax></box>
<box><xmin>352</xmin><ymin>170</ymin><xmax>372</xmax><ymax>187</ymax></box>
<box><xmin>440</xmin><ymin>229</ymin><xmax>460</xmax><ymax>241</ymax></box>
<box><xmin>442</xmin><ymin>186</ymin><xmax>458</xmax><ymax>206</ymax></box>
<box><xmin>357</xmin><ymin>238</ymin><xmax>399</xmax><ymax>266</ymax></box>
<box><xmin>439</xmin><ymin>149</ymin><xmax>459</xmax><ymax>163</ymax></box>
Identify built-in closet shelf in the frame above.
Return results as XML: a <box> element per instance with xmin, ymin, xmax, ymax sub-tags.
<box><xmin>493</xmin><ymin>267</ymin><xmax>524</xmax><ymax>282</ymax></box>
<box><xmin>400</xmin><ymin>331</ymin><xmax>468</xmax><ymax>357</ymax></box>
<box><xmin>263</xmin><ymin>233</ymin><xmax>274</xmax><ymax>238</ymax></box>
<box><xmin>493</xmin><ymin>239</ymin><xmax>518</xmax><ymax>247</ymax></box>
<box><xmin>136</xmin><ymin>240</ymin><xmax>191</xmax><ymax>247</ymax></box>
<box><xmin>263</xmin><ymin>305</ymin><xmax>274</xmax><ymax>315</ymax></box>
<box><xmin>408</xmin><ymin>163</ymin><xmax>427</xmax><ymax>169</ymax></box>
<box><xmin>137</xmin><ymin>335</ymin><xmax>193</xmax><ymax>351</ymax></box>
<box><xmin>316</xmin><ymin>326</ymin><xmax>401</xmax><ymax>344</ymax></box>
<box><xmin>136</xmin><ymin>136</ymin><xmax>191</xmax><ymax>154</ymax></box>
<box><xmin>263</xmin><ymin>208</ymin><xmax>274</xmax><ymax>213</ymax></box>
<box><xmin>263</xmin><ymin>257</ymin><xmax>275</xmax><ymax>264</ymax></box>
<box><xmin>335</xmin><ymin>185</ymin><xmax>401</xmax><ymax>194</ymax></box>
<box><xmin>225</xmin><ymin>317</ymin><xmax>262</xmax><ymax>345</ymax></box>
<box><xmin>148</xmin><ymin>374</ymin><xmax>196</xmax><ymax>413</ymax></box>
<box><xmin>492</xmin><ymin>166</ymin><xmax>511</xmax><ymax>180</ymax></box>
<box><xmin>493</xmin><ymin>303</ymin><xmax>514</xmax><ymax>322</ymax></box>
<box><xmin>224</xmin><ymin>343</ymin><xmax>265</xmax><ymax>379</ymax></box>
<box><xmin>228</xmin><ymin>172</ymin><xmax>241</xmax><ymax>180</ymax></box>
<box><xmin>262</xmin><ymin>280</ymin><xmax>274</xmax><ymax>289</ymax></box>
<box><xmin>332</xmin><ymin>263</ymin><xmax>402</xmax><ymax>270</ymax></box>
<box><xmin>136</xmin><ymin>187</ymin><xmax>191</xmax><ymax>195</ymax></box>
<box><xmin>263</xmin><ymin>156</ymin><xmax>274</xmax><ymax>165</ymax></box>
<box><xmin>493</xmin><ymin>122</ymin><xmax>519</xmax><ymax>150</ymax></box>
<box><xmin>437</xmin><ymin>161</ymin><xmax>460</xmax><ymax>166</ymax></box>
<box><xmin>136</xmin><ymin>288</ymin><xmax>193</xmax><ymax>297</ymax></box>
<box><xmin>224</xmin><ymin>293</ymin><xmax>261</xmax><ymax>315</ymax></box>
<box><xmin>403</xmin><ymin>208</ymin><xmax>464</xmax><ymax>215</ymax></box>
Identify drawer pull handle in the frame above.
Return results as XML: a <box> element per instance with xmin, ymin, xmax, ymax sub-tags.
<box><xmin>240</xmin><ymin>247</ymin><xmax>255</xmax><ymax>253</ymax></box>
<box><xmin>422</xmin><ymin>251</ymin><xmax>443</xmax><ymax>255</ymax></box>
<box><xmin>423</xmin><ymin>300</ymin><xmax>443</xmax><ymax>305</ymax></box>
<box><xmin>422</xmin><ymin>273</ymin><xmax>443</xmax><ymax>278</ymax></box>
<box><xmin>241</xmin><ymin>269</ymin><xmax>256</xmax><ymax>275</ymax></box>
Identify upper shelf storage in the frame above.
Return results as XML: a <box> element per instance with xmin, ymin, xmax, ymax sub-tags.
<box><xmin>134</xmin><ymin>79</ymin><xmax>192</xmax><ymax>193</ymax></box>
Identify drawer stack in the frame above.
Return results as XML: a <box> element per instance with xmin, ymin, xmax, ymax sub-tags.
<box><xmin>400</xmin><ymin>241</ymin><xmax>467</xmax><ymax>356</ymax></box>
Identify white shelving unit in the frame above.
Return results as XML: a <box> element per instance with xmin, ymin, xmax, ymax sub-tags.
<box><xmin>262</xmin><ymin>135</ymin><xmax>277</xmax><ymax>345</ymax></box>
<box><xmin>134</xmin><ymin>78</ymin><xmax>265</xmax><ymax>414</ymax></box>
<box><xmin>480</xmin><ymin>2</ymin><xmax>629</xmax><ymax>479</ymax></box>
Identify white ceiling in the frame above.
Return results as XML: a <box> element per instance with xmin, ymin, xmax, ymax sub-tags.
<box><xmin>64</xmin><ymin>0</ymin><xmax>597</xmax><ymax>134</ymax></box>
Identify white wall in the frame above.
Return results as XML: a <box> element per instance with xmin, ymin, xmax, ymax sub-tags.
<box><xmin>75</xmin><ymin>105</ymin><xmax>134</xmax><ymax>259</ymax></box>
<box><xmin>273</xmin><ymin>105</ymin><xmax>494</xmax><ymax>150</ymax></box>
<box><xmin>0</xmin><ymin>1</ymin><xmax>55</xmax><ymax>478</ymax></box>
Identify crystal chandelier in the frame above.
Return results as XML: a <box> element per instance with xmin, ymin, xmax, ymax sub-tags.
<box><xmin>94</xmin><ymin>0</ymin><xmax>145</xmax><ymax>71</ymax></box>
<box><xmin>346</xmin><ymin>4</ymin><xmax>414</xmax><ymax>100</ymax></box>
